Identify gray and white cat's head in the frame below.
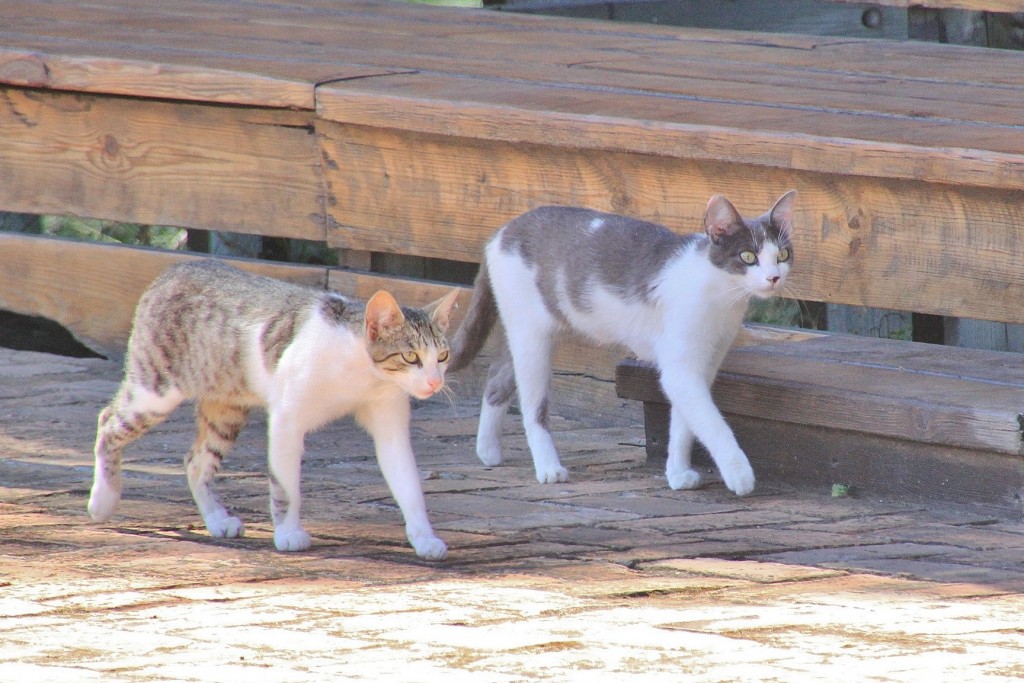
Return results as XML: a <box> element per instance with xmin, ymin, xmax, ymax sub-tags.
<box><xmin>703</xmin><ymin>190</ymin><xmax>796</xmax><ymax>299</ymax></box>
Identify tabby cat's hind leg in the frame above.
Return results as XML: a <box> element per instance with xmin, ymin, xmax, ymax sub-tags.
<box><xmin>88</xmin><ymin>385</ymin><xmax>182</xmax><ymax>523</ymax></box>
<box><xmin>187</xmin><ymin>400</ymin><xmax>249</xmax><ymax>539</ymax></box>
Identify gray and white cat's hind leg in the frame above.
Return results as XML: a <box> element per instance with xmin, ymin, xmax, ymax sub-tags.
<box><xmin>504</xmin><ymin>327</ymin><xmax>567</xmax><ymax>484</ymax></box>
<box><xmin>476</xmin><ymin>344</ymin><xmax>515</xmax><ymax>467</ymax></box>
<box><xmin>88</xmin><ymin>384</ymin><xmax>182</xmax><ymax>523</ymax></box>
<box><xmin>186</xmin><ymin>400</ymin><xmax>249</xmax><ymax>539</ymax></box>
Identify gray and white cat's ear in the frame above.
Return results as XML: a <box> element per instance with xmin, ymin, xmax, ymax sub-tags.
<box><xmin>365</xmin><ymin>290</ymin><xmax>405</xmax><ymax>342</ymax></box>
<box><xmin>704</xmin><ymin>195</ymin><xmax>745</xmax><ymax>243</ymax></box>
<box><xmin>769</xmin><ymin>190</ymin><xmax>797</xmax><ymax>239</ymax></box>
<box><xmin>425</xmin><ymin>288</ymin><xmax>461</xmax><ymax>333</ymax></box>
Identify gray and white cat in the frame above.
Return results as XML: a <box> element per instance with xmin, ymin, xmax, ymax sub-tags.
<box><xmin>88</xmin><ymin>260</ymin><xmax>458</xmax><ymax>560</ymax></box>
<box><xmin>449</xmin><ymin>191</ymin><xmax>796</xmax><ymax>495</ymax></box>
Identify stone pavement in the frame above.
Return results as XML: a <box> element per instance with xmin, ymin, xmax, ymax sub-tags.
<box><xmin>1</xmin><ymin>347</ymin><xmax>1023</xmax><ymax>682</ymax></box>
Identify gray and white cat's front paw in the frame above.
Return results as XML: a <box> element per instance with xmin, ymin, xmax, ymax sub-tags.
<box><xmin>274</xmin><ymin>527</ymin><xmax>312</xmax><ymax>552</ymax></box>
<box><xmin>719</xmin><ymin>455</ymin><xmax>756</xmax><ymax>497</ymax></box>
<box><xmin>476</xmin><ymin>439</ymin><xmax>503</xmax><ymax>467</ymax></box>
<box><xmin>666</xmin><ymin>466</ymin><xmax>702</xmax><ymax>491</ymax></box>
<box><xmin>410</xmin><ymin>534</ymin><xmax>448</xmax><ymax>561</ymax></box>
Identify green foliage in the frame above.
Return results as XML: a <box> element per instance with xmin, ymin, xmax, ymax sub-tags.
<box><xmin>40</xmin><ymin>216</ymin><xmax>187</xmax><ymax>250</ymax></box>
<box><xmin>745</xmin><ymin>297</ymin><xmax>802</xmax><ymax>327</ymax></box>
<box><xmin>399</xmin><ymin>0</ymin><xmax>482</xmax><ymax>5</ymax></box>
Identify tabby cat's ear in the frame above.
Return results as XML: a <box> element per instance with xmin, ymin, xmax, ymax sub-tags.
<box><xmin>704</xmin><ymin>195</ymin><xmax>745</xmax><ymax>243</ymax></box>
<box><xmin>770</xmin><ymin>190</ymin><xmax>797</xmax><ymax>239</ymax></box>
<box><xmin>426</xmin><ymin>289</ymin><xmax>460</xmax><ymax>333</ymax></box>
<box><xmin>365</xmin><ymin>290</ymin><xmax>405</xmax><ymax>343</ymax></box>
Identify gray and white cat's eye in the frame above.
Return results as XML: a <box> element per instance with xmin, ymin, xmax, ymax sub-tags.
<box><xmin>777</xmin><ymin>247</ymin><xmax>791</xmax><ymax>262</ymax></box>
<box><xmin>739</xmin><ymin>251</ymin><xmax>757</xmax><ymax>265</ymax></box>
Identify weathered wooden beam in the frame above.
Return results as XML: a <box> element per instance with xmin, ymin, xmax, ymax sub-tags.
<box><xmin>320</xmin><ymin>123</ymin><xmax>1024</xmax><ymax>325</ymax></box>
<box><xmin>617</xmin><ymin>333</ymin><xmax>1024</xmax><ymax>458</ymax></box>
<box><xmin>0</xmin><ymin>234</ymin><xmax>328</xmax><ymax>358</ymax></box>
<box><xmin>0</xmin><ymin>87</ymin><xmax>326</xmax><ymax>239</ymax></box>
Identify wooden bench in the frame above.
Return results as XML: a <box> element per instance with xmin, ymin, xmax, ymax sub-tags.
<box><xmin>1</xmin><ymin>0</ymin><xmax>1023</xmax><ymax>509</ymax></box>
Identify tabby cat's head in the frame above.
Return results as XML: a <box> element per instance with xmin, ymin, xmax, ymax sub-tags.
<box><xmin>705</xmin><ymin>190</ymin><xmax>796</xmax><ymax>299</ymax></box>
<box><xmin>364</xmin><ymin>289</ymin><xmax>460</xmax><ymax>400</ymax></box>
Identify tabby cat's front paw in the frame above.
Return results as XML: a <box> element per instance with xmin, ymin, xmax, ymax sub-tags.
<box><xmin>274</xmin><ymin>527</ymin><xmax>312</xmax><ymax>552</ymax></box>
<box><xmin>535</xmin><ymin>464</ymin><xmax>569</xmax><ymax>484</ymax></box>
<box><xmin>206</xmin><ymin>513</ymin><xmax>245</xmax><ymax>539</ymax></box>
<box><xmin>87</xmin><ymin>483</ymin><xmax>120</xmax><ymax>523</ymax></box>
<box><xmin>410</xmin><ymin>535</ymin><xmax>448</xmax><ymax>561</ymax></box>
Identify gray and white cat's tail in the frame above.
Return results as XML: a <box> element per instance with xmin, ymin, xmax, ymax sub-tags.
<box><xmin>448</xmin><ymin>259</ymin><xmax>498</xmax><ymax>373</ymax></box>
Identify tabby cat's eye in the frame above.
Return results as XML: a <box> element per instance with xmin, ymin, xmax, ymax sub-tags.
<box><xmin>401</xmin><ymin>351</ymin><xmax>421</xmax><ymax>366</ymax></box>
<box><xmin>777</xmin><ymin>247</ymin><xmax>791</xmax><ymax>263</ymax></box>
<box><xmin>437</xmin><ymin>350</ymin><xmax>450</xmax><ymax>363</ymax></box>
<box><xmin>739</xmin><ymin>251</ymin><xmax>757</xmax><ymax>265</ymax></box>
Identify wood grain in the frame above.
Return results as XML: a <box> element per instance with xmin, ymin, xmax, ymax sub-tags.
<box><xmin>0</xmin><ymin>87</ymin><xmax>325</xmax><ymax>239</ymax></box>
<box><xmin>616</xmin><ymin>331</ymin><xmax>1024</xmax><ymax>456</ymax></box>
<box><xmin>0</xmin><ymin>233</ymin><xmax>631</xmax><ymax>420</ymax></box>
<box><xmin>731</xmin><ymin>417</ymin><xmax>1024</xmax><ymax>515</ymax></box>
<box><xmin>0</xmin><ymin>233</ymin><xmax>328</xmax><ymax>359</ymax></box>
<box><xmin>830</xmin><ymin>0</ymin><xmax>1024</xmax><ymax>9</ymax></box>
<box><xmin>316</xmin><ymin>72</ymin><xmax>1024</xmax><ymax>190</ymax></box>
<box><xmin>321</xmin><ymin>124</ymin><xmax>1024</xmax><ymax>325</ymax></box>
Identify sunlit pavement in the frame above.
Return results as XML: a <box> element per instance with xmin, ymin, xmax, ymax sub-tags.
<box><xmin>1</xmin><ymin>348</ymin><xmax>1022</xmax><ymax>682</ymax></box>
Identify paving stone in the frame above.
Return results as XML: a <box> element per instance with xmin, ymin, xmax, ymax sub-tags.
<box><xmin>815</xmin><ymin>558</ymin><xmax>1024</xmax><ymax>589</ymax></box>
<box><xmin>642</xmin><ymin>557</ymin><xmax>847</xmax><ymax>583</ymax></box>
<box><xmin>756</xmin><ymin>542</ymin><xmax>971</xmax><ymax>567</ymax></box>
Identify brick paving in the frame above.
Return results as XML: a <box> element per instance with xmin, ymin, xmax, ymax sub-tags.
<box><xmin>1</xmin><ymin>347</ymin><xmax>1023</xmax><ymax>682</ymax></box>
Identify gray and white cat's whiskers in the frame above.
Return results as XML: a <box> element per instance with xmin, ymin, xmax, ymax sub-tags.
<box><xmin>450</xmin><ymin>191</ymin><xmax>797</xmax><ymax>496</ymax></box>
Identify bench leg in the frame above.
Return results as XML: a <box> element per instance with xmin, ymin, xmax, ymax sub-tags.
<box><xmin>642</xmin><ymin>401</ymin><xmax>669</xmax><ymax>464</ymax></box>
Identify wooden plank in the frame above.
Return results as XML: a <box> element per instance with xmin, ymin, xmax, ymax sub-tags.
<box><xmin>725</xmin><ymin>332</ymin><xmax>1024</xmax><ymax>388</ymax></box>
<box><xmin>0</xmin><ymin>234</ymin><xmax>329</xmax><ymax>359</ymax></box>
<box><xmin>0</xmin><ymin>42</ymin><xmax>417</xmax><ymax>109</ymax></box>
<box><xmin>0</xmin><ymin>233</ymin><xmax>631</xmax><ymax>421</ymax></box>
<box><xmin>316</xmin><ymin>72</ymin><xmax>1024</xmax><ymax>190</ymax></box>
<box><xmin>729</xmin><ymin>416</ymin><xmax>1024</xmax><ymax>515</ymax></box>
<box><xmin>6</xmin><ymin>1</ymin><xmax>1024</xmax><ymax>113</ymax></box>
<box><xmin>615</xmin><ymin>330</ymin><xmax>1024</xmax><ymax>456</ymax></box>
<box><xmin>0</xmin><ymin>87</ymin><xmax>325</xmax><ymax>238</ymax></box>
<box><xmin>320</xmin><ymin>124</ymin><xmax>1024</xmax><ymax>324</ymax></box>
<box><xmin>636</xmin><ymin>390</ymin><xmax>1024</xmax><ymax>513</ymax></box>
<box><xmin>0</xmin><ymin>232</ymin><xmax>630</xmax><ymax>421</ymax></box>
<box><xmin>829</xmin><ymin>0</ymin><xmax>1024</xmax><ymax>10</ymax></box>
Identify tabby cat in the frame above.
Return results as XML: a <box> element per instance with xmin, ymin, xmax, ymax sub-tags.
<box><xmin>449</xmin><ymin>191</ymin><xmax>796</xmax><ymax>496</ymax></box>
<box><xmin>88</xmin><ymin>260</ymin><xmax>458</xmax><ymax>560</ymax></box>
